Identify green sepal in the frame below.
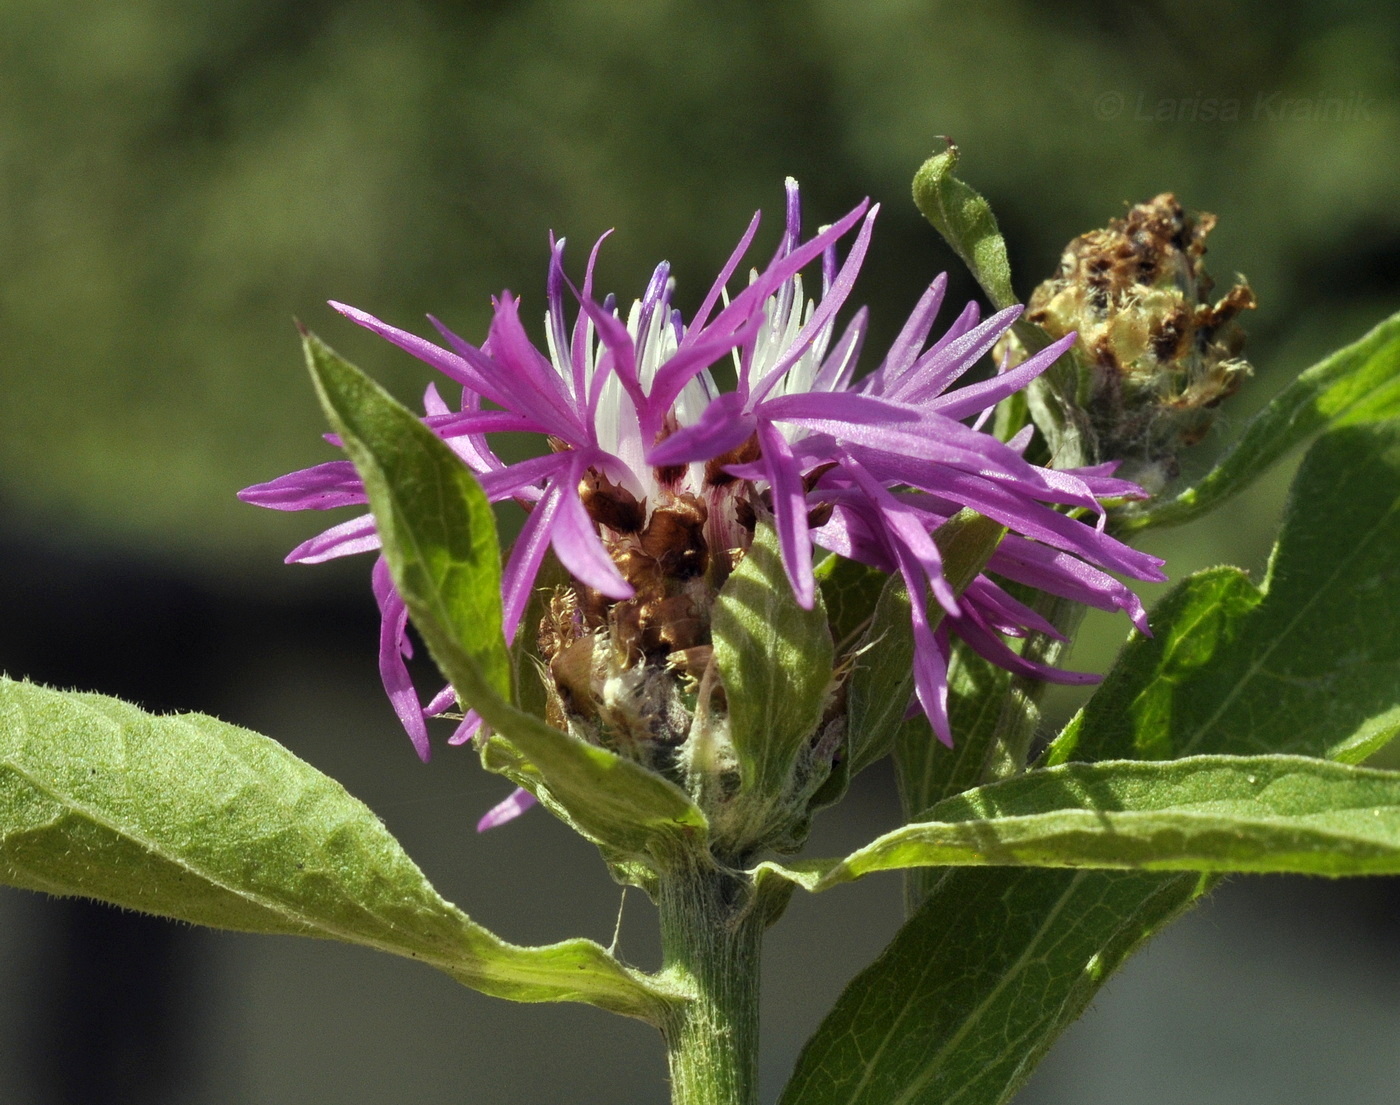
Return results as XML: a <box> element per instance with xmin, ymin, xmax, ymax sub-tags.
<box><xmin>0</xmin><ymin>679</ymin><xmax>674</xmax><ymax>1023</ymax></box>
<box><xmin>759</xmin><ymin>755</ymin><xmax>1400</xmax><ymax>890</ymax></box>
<box><xmin>1119</xmin><ymin>309</ymin><xmax>1400</xmax><ymax>533</ymax></box>
<box><xmin>1048</xmin><ymin>421</ymin><xmax>1400</xmax><ymax>767</ymax></box>
<box><xmin>303</xmin><ymin>331</ymin><xmax>708</xmax><ymax>865</ymax></box>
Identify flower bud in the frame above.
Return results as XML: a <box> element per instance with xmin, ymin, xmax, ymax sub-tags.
<box><xmin>1025</xmin><ymin>193</ymin><xmax>1256</xmax><ymax>491</ymax></box>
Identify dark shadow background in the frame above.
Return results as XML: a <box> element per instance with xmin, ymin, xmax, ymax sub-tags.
<box><xmin>1</xmin><ymin>1</ymin><xmax>1398</xmax><ymax>1101</ymax></box>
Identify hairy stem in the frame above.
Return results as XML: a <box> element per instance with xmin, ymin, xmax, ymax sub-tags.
<box><xmin>659</xmin><ymin>861</ymin><xmax>764</xmax><ymax>1105</ymax></box>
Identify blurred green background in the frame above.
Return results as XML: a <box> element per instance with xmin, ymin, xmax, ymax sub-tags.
<box><xmin>1</xmin><ymin>1</ymin><xmax>1398</xmax><ymax>1102</ymax></box>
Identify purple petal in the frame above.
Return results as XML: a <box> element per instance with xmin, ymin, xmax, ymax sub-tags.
<box><xmin>809</xmin><ymin>308</ymin><xmax>868</xmax><ymax>395</ymax></box>
<box><xmin>989</xmin><ymin>536</ymin><xmax>1152</xmax><ymax>631</ymax></box>
<box><xmin>922</xmin><ymin>468</ymin><xmax>1163</xmax><ymax>580</ymax></box>
<box><xmin>424</xmin><ymin>409</ymin><xmax>546</xmax><ymax>438</ymax></box>
<box><xmin>748</xmin><ymin>204</ymin><xmax>880</xmax><ymax>407</ymax></box>
<box><xmin>647</xmin><ymin>391</ymin><xmax>755</xmax><ymax>467</ymax></box>
<box><xmin>701</xmin><ymin>199</ymin><xmax>872</xmax><ymax>348</ymax></box>
<box><xmin>839</xmin><ymin>452</ymin><xmax>958</xmax><ymax>615</ymax></box>
<box><xmin>424</xmin><ymin>684</ymin><xmax>457</xmax><ymax>715</ymax></box>
<box><xmin>758</xmin><ymin>390</ymin><xmax>919</xmax><ymax>429</ymax></box>
<box><xmin>239</xmin><ymin>461</ymin><xmax>365</xmax><ymax>511</ymax></box>
<box><xmin>372</xmin><ymin>557</ymin><xmax>431</xmax><ymax>761</ymax></box>
<box><xmin>478</xmin><ymin>452</ymin><xmax>572</xmax><ymax>504</ymax></box>
<box><xmin>947</xmin><ymin>603</ymin><xmax>1100</xmax><ymax>686</ymax></box>
<box><xmin>546</xmin><ymin>235</ymin><xmax>578</xmax><ymax>395</ymax></box>
<box><xmin>448</xmin><ymin>710</ymin><xmax>485</xmax><ymax>745</ymax></box>
<box><xmin>477</xmin><ymin>787</ymin><xmax>539</xmax><ymax>831</ymax></box>
<box><xmin>930</xmin><ymin>332</ymin><xmax>1078</xmax><ymax>421</ymax></box>
<box><xmin>286</xmin><ymin>514</ymin><xmax>380</xmax><ymax>564</ymax></box>
<box><xmin>482</xmin><ymin>295</ymin><xmax>589</xmax><ymax>441</ymax></box>
<box><xmin>893</xmin><ymin>545</ymin><xmax>952</xmax><ymax>745</ymax></box>
<box><xmin>875</xmin><ymin>275</ymin><xmax>947</xmax><ymax>384</ymax></box>
<box><xmin>690</xmin><ymin>210</ymin><xmax>762</xmax><ymax>332</ymax></box>
<box><xmin>549</xmin><ymin>455</ymin><xmax>634</xmax><ymax>600</ymax></box>
<box><xmin>894</xmin><ymin>304</ymin><xmax>1023</xmax><ymax>404</ymax></box>
<box><xmin>641</xmin><ymin>311</ymin><xmax>765</xmax><ymax>443</ymax></box>
<box><xmin>499</xmin><ymin>476</ymin><xmax>568</xmax><ymax>642</ymax></box>
<box><xmin>332</xmin><ymin>301</ymin><xmax>490</xmax><ymax>394</ymax></box>
<box><xmin>962</xmin><ymin>576</ymin><xmax>1064</xmax><ymax>640</ymax></box>
<box><xmin>758</xmin><ymin>423</ymin><xmax>815</xmax><ymax>608</ymax></box>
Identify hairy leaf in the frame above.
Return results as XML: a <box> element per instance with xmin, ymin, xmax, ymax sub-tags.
<box><xmin>761</xmin><ymin>756</ymin><xmax>1400</xmax><ymax>889</ymax></box>
<box><xmin>713</xmin><ymin>521</ymin><xmax>834</xmax><ymax>845</ymax></box>
<box><xmin>776</xmin><ymin>866</ymin><xmax>1203</xmax><ymax>1105</ymax></box>
<box><xmin>779</xmin><ymin>419</ymin><xmax>1400</xmax><ymax>1105</ymax></box>
<box><xmin>304</xmin><ymin>332</ymin><xmax>708</xmax><ymax>863</ymax></box>
<box><xmin>912</xmin><ymin>140</ymin><xmax>1017</xmax><ymax>314</ymax></box>
<box><xmin>0</xmin><ymin>679</ymin><xmax>672</xmax><ymax>1021</ymax></box>
<box><xmin>1049</xmin><ymin>421</ymin><xmax>1400</xmax><ymax>767</ymax></box>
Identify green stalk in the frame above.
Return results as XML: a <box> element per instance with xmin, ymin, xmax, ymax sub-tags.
<box><xmin>658</xmin><ymin>861</ymin><xmax>765</xmax><ymax>1105</ymax></box>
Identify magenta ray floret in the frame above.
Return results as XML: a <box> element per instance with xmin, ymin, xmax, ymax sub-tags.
<box><xmin>240</xmin><ymin>179</ymin><xmax>1163</xmax><ymax>821</ymax></box>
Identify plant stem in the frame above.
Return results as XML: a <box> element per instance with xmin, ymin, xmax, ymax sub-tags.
<box><xmin>658</xmin><ymin>861</ymin><xmax>764</xmax><ymax>1105</ymax></box>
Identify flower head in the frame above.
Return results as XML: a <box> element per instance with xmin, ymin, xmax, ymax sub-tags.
<box><xmin>241</xmin><ymin>180</ymin><xmax>1164</xmax><ymax>828</ymax></box>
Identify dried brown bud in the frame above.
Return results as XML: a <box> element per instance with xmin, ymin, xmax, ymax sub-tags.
<box><xmin>1025</xmin><ymin>192</ymin><xmax>1256</xmax><ymax>490</ymax></box>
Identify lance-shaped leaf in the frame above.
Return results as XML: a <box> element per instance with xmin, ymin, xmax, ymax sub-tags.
<box><xmin>845</xmin><ymin>512</ymin><xmax>1007</xmax><ymax>778</ymax></box>
<box><xmin>758</xmin><ymin>756</ymin><xmax>1400</xmax><ymax>890</ymax></box>
<box><xmin>1048</xmin><ymin>420</ymin><xmax>1400</xmax><ymax>767</ymax></box>
<box><xmin>1119</xmin><ymin>309</ymin><xmax>1400</xmax><ymax>533</ymax></box>
<box><xmin>777</xmin><ymin>419</ymin><xmax>1400</xmax><ymax>1105</ymax></box>
<box><xmin>912</xmin><ymin>140</ymin><xmax>1018</xmax><ymax>316</ymax></box>
<box><xmin>303</xmin><ymin>332</ymin><xmax>708</xmax><ymax>862</ymax></box>
<box><xmin>893</xmin><ymin>644</ymin><xmax>1015</xmax><ymax>910</ymax></box>
<box><xmin>712</xmin><ymin>520</ymin><xmax>834</xmax><ymax>846</ymax></box>
<box><xmin>815</xmin><ymin>553</ymin><xmax>888</xmax><ymax>648</ymax></box>
<box><xmin>776</xmin><ymin>866</ymin><xmax>1204</xmax><ymax>1105</ymax></box>
<box><xmin>0</xmin><ymin>679</ymin><xmax>673</xmax><ymax>1022</ymax></box>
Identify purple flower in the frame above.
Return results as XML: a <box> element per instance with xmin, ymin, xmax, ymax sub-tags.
<box><xmin>648</xmin><ymin>184</ymin><xmax>1164</xmax><ymax>743</ymax></box>
<box><xmin>241</xmin><ymin>178</ymin><xmax>1164</xmax><ymax>824</ymax></box>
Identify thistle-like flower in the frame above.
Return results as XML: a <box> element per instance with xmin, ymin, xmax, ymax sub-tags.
<box><xmin>241</xmin><ymin>180</ymin><xmax>1164</xmax><ymax>831</ymax></box>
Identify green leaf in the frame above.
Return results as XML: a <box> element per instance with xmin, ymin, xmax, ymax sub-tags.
<box><xmin>912</xmin><ymin>141</ymin><xmax>1093</xmax><ymax>463</ymax></box>
<box><xmin>912</xmin><ymin>140</ymin><xmax>1018</xmax><ymax>314</ymax></box>
<box><xmin>776</xmin><ymin>866</ymin><xmax>1203</xmax><ymax>1105</ymax></box>
<box><xmin>305</xmin><ymin>330</ymin><xmax>511</xmax><ymax>698</ymax></box>
<box><xmin>1119</xmin><ymin>309</ymin><xmax>1400</xmax><ymax>533</ymax></box>
<box><xmin>893</xmin><ymin>645</ymin><xmax>1015</xmax><ymax>910</ymax></box>
<box><xmin>815</xmin><ymin>553</ymin><xmax>888</xmax><ymax>649</ymax></box>
<box><xmin>303</xmin><ymin>332</ymin><xmax>708</xmax><ymax>864</ymax></box>
<box><xmin>1048</xmin><ymin>421</ymin><xmax>1400</xmax><ymax>767</ymax></box>
<box><xmin>760</xmin><ymin>756</ymin><xmax>1400</xmax><ymax>890</ymax></box>
<box><xmin>841</xmin><ymin>510</ymin><xmax>1005</xmax><ymax>774</ymax></box>
<box><xmin>712</xmin><ymin>520</ymin><xmax>834</xmax><ymax>843</ymax></box>
<box><xmin>778</xmin><ymin>420</ymin><xmax>1400</xmax><ymax>1105</ymax></box>
<box><xmin>0</xmin><ymin>679</ymin><xmax>672</xmax><ymax>1022</ymax></box>
<box><xmin>803</xmin><ymin>556</ymin><xmax>893</xmax><ymax>818</ymax></box>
